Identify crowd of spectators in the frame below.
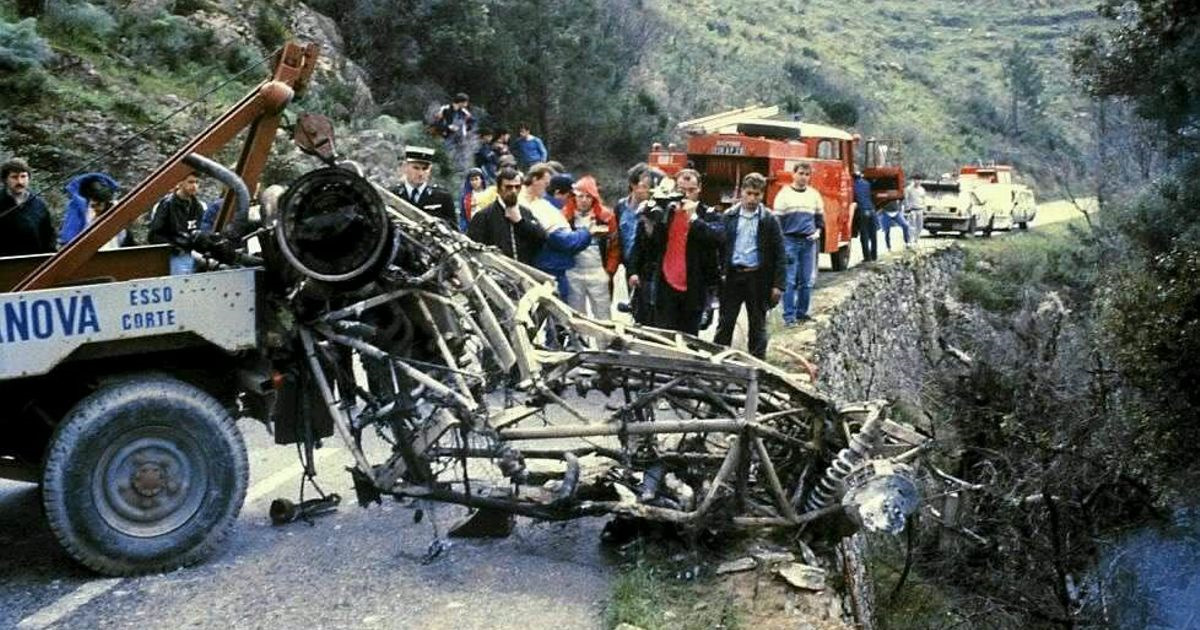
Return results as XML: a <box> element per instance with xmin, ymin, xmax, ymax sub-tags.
<box><xmin>0</xmin><ymin>91</ymin><xmax>932</xmax><ymax>361</ymax></box>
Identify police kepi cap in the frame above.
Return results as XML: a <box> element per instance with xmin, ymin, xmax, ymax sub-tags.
<box><xmin>404</xmin><ymin>146</ymin><xmax>436</xmax><ymax>163</ymax></box>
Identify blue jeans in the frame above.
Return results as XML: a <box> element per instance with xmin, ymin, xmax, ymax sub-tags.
<box><xmin>169</xmin><ymin>252</ymin><xmax>196</xmax><ymax>275</ymax></box>
<box><xmin>858</xmin><ymin>213</ymin><xmax>878</xmax><ymax>261</ymax></box>
<box><xmin>880</xmin><ymin>211</ymin><xmax>911</xmax><ymax>250</ymax></box>
<box><xmin>783</xmin><ymin>235</ymin><xmax>817</xmax><ymax>322</ymax></box>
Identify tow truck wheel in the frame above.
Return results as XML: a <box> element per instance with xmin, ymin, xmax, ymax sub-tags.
<box><xmin>41</xmin><ymin>376</ymin><xmax>248</xmax><ymax>576</ymax></box>
<box><xmin>983</xmin><ymin>216</ymin><xmax>995</xmax><ymax>238</ymax></box>
<box><xmin>831</xmin><ymin>244</ymin><xmax>851</xmax><ymax>271</ymax></box>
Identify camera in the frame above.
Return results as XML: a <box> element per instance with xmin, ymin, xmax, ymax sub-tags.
<box><xmin>642</xmin><ymin>188</ymin><xmax>685</xmax><ymax>226</ymax></box>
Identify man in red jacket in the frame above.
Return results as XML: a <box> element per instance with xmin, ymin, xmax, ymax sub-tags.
<box><xmin>627</xmin><ymin>170</ymin><xmax>720</xmax><ymax>335</ymax></box>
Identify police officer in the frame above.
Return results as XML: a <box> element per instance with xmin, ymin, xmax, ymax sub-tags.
<box><xmin>391</xmin><ymin>146</ymin><xmax>457</xmax><ymax>227</ymax></box>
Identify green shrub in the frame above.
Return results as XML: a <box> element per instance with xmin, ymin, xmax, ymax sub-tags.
<box><xmin>118</xmin><ymin>12</ymin><xmax>216</xmax><ymax>71</ymax></box>
<box><xmin>0</xmin><ymin>17</ymin><xmax>50</xmax><ymax>98</ymax></box>
<box><xmin>170</xmin><ymin>0</ymin><xmax>215</xmax><ymax>15</ymax></box>
<box><xmin>43</xmin><ymin>1</ymin><xmax>116</xmax><ymax>43</ymax></box>
<box><xmin>0</xmin><ymin>16</ymin><xmax>50</xmax><ymax>71</ymax></box>
<box><xmin>222</xmin><ymin>42</ymin><xmax>259</xmax><ymax>74</ymax></box>
<box><xmin>960</xmin><ymin>89</ymin><xmax>1006</xmax><ymax>134</ymax></box>
<box><xmin>605</xmin><ymin>556</ymin><xmax>744</xmax><ymax>630</ymax></box>
<box><xmin>111</xmin><ymin>98</ymin><xmax>150</xmax><ymax>123</ymax></box>
<box><xmin>956</xmin><ymin>219</ymin><xmax>1094</xmax><ymax>313</ymax></box>
<box><xmin>254</xmin><ymin>6</ymin><xmax>290</xmax><ymax>51</ymax></box>
<box><xmin>783</xmin><ymin>59</ymin><xmax>864</xmax><ymax>126</ymax></box>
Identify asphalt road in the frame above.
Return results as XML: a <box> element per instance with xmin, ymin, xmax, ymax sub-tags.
<box><xmin>0</xmin><ymin>399</ymin><xmax>617</xmax><ymax>630</ymax></box>
<box><xmin>0</xmin><ymin>198</ymin><xmax>1090</xmax><ymax>629</ymax></box>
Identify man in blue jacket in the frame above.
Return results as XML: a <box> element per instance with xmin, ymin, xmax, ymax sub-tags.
<box><xmin>58</xmin><ymin>172</ymin><xmax>120</xmax><ymax>246</ymax></box>
<box><xmin>523</xmin><ymin>163</ymin><xmax>591</xmax><ymax>300</ymax></box>
<box><xmin>852</xmin><ymin>170</ymin><xmax>878</xmax><ymax>262</ymax></box>
<box><xmin>713</xmin><ymin>173</ymin><xmax>786</xmax><ymax>359</ymax></box>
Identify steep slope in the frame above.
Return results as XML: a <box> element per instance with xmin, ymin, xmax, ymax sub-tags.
<box><xmin>640</xmin><ymin>0</ymin><xmax>1098</xmax><ymax>187</ymax></box>
<box><xmin>0</xmin><ymin>0</ymin><xmax>375</xmax><ymax>209</ymax></box>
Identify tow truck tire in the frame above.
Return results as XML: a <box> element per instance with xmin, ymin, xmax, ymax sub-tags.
<box><xmin>831</xmin><ymin>244</ymin><xmax>851</xmax><ymax>271</ymax></box>
<box><xmin>983</xmin><ymin>216</ymin><xmax>995</xmax><ymax>238</ymax></box>
<box><xmin>41</xmin><ymin>376</ymin><xmax>248</xmax><ymax>576</ymax></box>
<box><xmin>1017</xmin><ymin>221</ymin><xmax>1029</xmax><ymax>230</ymax></box>
<box><xmin>961</xmin><ymin>217</ymin><xmax>977</xmax><ymax>239</ymax></box>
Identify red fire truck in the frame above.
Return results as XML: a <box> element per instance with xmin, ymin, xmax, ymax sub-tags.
<box><xmin>648</xmin><ymin>106</ymin><xmax>858</xmax><ymax>271</ymax></box>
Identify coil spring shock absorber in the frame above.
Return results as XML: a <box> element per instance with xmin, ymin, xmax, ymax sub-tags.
<box><xmin>802</xmin><ymin>405</ymin><xmax>884</xmax><ymax>513</ymax></box>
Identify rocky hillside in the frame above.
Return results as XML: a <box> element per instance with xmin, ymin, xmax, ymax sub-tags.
<box><xmin>0</xmin><ymin>0</ymin><xmax>394</xmax><ymax>210</ymax></box>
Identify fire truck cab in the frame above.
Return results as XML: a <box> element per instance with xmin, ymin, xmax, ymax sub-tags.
<box><xmin>648</xmin><ymin>106</ymin><xmax>857</xmax><ymax>271</ymax></box>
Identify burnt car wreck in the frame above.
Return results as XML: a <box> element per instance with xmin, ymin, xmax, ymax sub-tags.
<box><xmin>261</xmin><ymin>134</ymin><xmax>929</xmax><ymax>544</ymax></box>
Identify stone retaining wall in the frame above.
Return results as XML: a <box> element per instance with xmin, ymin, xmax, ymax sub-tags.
<box><xmin>774</xmin><ymin>244</ymin><xmax>966</xmax><ymax>405</ymax></box>
<box><xmin>770</xmin><ymin>244</ymin><xmax>967</xmax><ymax>630</ymax></box>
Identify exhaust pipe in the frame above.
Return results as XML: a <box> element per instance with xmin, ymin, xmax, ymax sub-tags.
<box><xmin>183</xmin><ymin>153</ymin><xmax>250</xmax><ymax>235</ymax></box>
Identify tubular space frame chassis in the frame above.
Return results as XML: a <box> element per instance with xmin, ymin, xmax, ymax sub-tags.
<box><xmin>284</xmin><ymin>178</ymin><xmax>928</xmax><ymax>532</ymax></box>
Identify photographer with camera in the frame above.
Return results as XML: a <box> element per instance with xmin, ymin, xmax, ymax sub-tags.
<box><xmin>713</xmin><ymin>172</ymin><xmax>786</xmax><ymax>359</ymax></box>
<box><xmin>616</xmin><ymin>164</ymin><xmax>664</xmax><ymax>324</ymax></box>
<box><xmin>626</xmin><ymin>170</ymin><xmax>720</xmax><ymax>334</ymax></box>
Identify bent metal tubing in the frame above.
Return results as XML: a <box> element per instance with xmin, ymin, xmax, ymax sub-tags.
<box><xmin>284</xmin><ymin>170</ymin><xmax>928</xmax><ymax>534</ymax></box>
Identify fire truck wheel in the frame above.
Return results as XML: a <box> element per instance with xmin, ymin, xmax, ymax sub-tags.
<box><xmin>41</xmin><ymin>376</ymin><xmax>248</xmax><ymax>576</ymax></box>
<box><xmin>831</xmin><ymin>244</ymin><xmax>851</xmax><ymax>271</ymax></box>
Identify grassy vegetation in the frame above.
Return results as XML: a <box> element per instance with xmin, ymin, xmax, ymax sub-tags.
<box><xmin>606</xmin><ymin>544</ymin><xmax>744</xmax><ymax>630</ymax></box>
<box><xmin>956</xmin><ymin>216</ymin><xmax>1096</xmax><ymax>312</ymax></box>
<box><xmin>642</xmin><ymin>0</ymin><xmax>1097</xmax><ymax>190</ymax></box>
<box><xmin>0</xmin><ymin>0</ymin><xmax>265</xmax><ymax>174</ymax></box>
<box><xmin>867</xmin><ymin>537</ymin><xmax>960</xmax><ymax>630</ymax></box>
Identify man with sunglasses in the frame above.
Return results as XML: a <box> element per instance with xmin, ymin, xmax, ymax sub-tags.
<box><xmin>391</xmin><ymin>146</ymin><xmax>457</xmax><ymax>227</ymax></box>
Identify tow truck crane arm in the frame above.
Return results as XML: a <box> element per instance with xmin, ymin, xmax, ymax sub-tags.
<box><xmin>14</xmin><ymin>41</ymin><xmax>319</xmax><ymax>292</ymax></box>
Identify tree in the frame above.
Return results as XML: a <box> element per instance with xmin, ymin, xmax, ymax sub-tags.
<box><xmin>1072</xmin><ymin>0</ymin><xmax>1200</xmax><ymax>153</ymax></box>
<box><xmin>16</xmin><ymin>0</ymin><xmax>47</xmax><ymax>18</ymax></box>
<box><xmin>320</xmin><ymin>0</ymin><xmax>665</xmax><ymax>166</ymax></box>
<box><xmin>1070</xmin><ymin>0</ymin><xmax>1200</xmax><ymax>478</ymax></box>
<box><xmin>1002</xmin><ymin>42</ymin><xmax>1045</xmax><ymax>137</ymax></box>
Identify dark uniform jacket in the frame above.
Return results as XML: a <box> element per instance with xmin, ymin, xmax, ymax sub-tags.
<box><xmin>392</xmin><ymin>183</ymin><xmax>457</xmax><ymax>227</ymax></box>
<box><xmin>466</xmin><ymin>199</ymin><xmax>546</xmax><ymax>265</ymax></box>
<box><xmin>718</xmin><ymin>205</ymin><xmax>787</xmax><ymax>294</ymax></box>
<box><xmin>0</xmin><ymin>190</ymin><xmax>55</xmax><ymax>256</ymax></box>
<box><xmin>148</xmin><ymin>193</ymin><xmax>205</xmax><ymax>250</ymax></box>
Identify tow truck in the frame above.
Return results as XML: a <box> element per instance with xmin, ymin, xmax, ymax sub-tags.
<box><xmin>648</xmin><ymin>105</ymin><xmax>858</xmax><ymax>271</ymax></box>
<box><xmin>0</xmin><ymin>42</ymin><xmax>320</xmax><ymax>575</ymax></box>
<box><xmin>1</xmin><ymin>46</ymin><xmax>927</xmax><ymax>576</ymax></box>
